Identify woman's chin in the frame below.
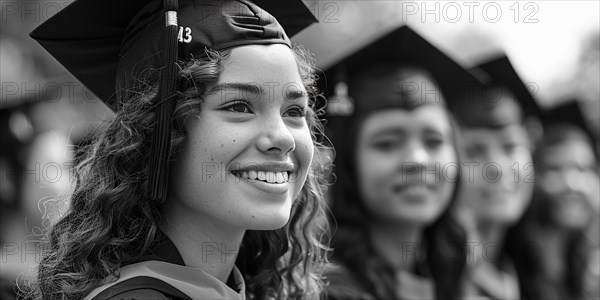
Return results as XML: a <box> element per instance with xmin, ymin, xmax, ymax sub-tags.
<box><xmin>244</xmin><ymin>214</ymin><xmax>291</xmax><ymax>230</ymax></box>
<box><xmin>238</xmin><ymin>205</ymin><xmax>293</xmax><ymax>230</ymax></box>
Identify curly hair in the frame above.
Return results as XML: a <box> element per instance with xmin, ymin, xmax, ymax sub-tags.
<box><xmin>20</xmin><ymin>45</ymin><xmax>331</xmax><ymax>300</ymax></box>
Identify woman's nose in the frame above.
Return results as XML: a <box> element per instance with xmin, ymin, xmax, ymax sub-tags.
<box><xmin>256</xmin><ymin>116</ymin><xmax>295</xmax><ymax>155</ymax></box>
<box><xmin>404</xmin><ymin>142</ymin><xmax>430</xmax><ymax>165</ymax></box>
<box><xmin>401</xmin><ymin>142</ymin><xmax>431</xmax><ymax>174</ymax></box>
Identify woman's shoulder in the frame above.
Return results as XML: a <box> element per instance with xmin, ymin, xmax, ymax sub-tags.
<box><xmin>322</xmin><ymin>263</ymin><xmax>376</xmax><ymax>300</ymax></box>
<box><xmin>91</xmin><ymin>276</ymin><xmax>190</xmax><ymax>300</ymax></box>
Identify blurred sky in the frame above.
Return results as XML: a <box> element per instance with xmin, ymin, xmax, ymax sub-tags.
<box><xmin>292</xmin><ymin>0</ymin><xmax>600</xmax><ymax>106</ymax></box>
<box><xmin>1</xmin><ymin>0</ymin><xmax>599</xmax><ymax>118</ymax></box>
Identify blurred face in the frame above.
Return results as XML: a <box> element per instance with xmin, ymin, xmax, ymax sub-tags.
<box><xmin>169</xmin><ymin>44</ymin><xmax>314</xmax><ymax>231</ymax></box>
<box><xmin>536</xmin><ymin>138</ymin><xmax>597</xmax><ymax>229</ymax></box>
<box><xmin>355</xmin><ymin>70</ymin><xmax>458</xmax><ymax>225</ymax></box>
<box><xmin>458</xmin><ymin>104</ymin><xmax>534</xmax><ymax>224</ymax></box>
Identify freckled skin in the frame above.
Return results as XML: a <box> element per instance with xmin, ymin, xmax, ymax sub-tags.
<box><xmin>168</xmin><ymin>44</ymin><xmax>314</xmax><ymax>231</ymax></box>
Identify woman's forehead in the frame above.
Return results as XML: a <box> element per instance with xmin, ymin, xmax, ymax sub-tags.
<box><xmin>538</xmin><ymin>139</ymin><xmax>596</xmax><ymax>167</ymax></box>
<box><xmin>204</xmin><ymin>45</ymin><xmax>307</xmax><ymax>99</ymax></box>
<box><xmin>461</xmin><ymin>124</ymin><xmax>528</xmax><ymax>144</ymax></box>
<box><xmin>221</xmin><ymin>44</ymin><xmax>302</xmax><ymax>80</ymax></box>
<box><xmin>359</xmin><ymin>106</ymin><xmax>451</xmax><ymax>136</ymax></box>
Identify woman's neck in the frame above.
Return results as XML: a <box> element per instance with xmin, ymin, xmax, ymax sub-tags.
<box><xmin>473</xmin><ymin>220</ymin><xmax>507</xmax><ymax>267</ymax></box>
<box><xmin>369</xmin><ymin>222</ymin><xmax>423</xmax><ymax>273</ymax></box>
<box><xmin>161</xmin><ymin>203</ymin><xmax>245</xmax><ymax>283</ymax></box>
<box><xmin>531</xmin><ymin>223</ymin><xmax>570</xmax><ymax>279</ymax></box>
<box><xmin>476</xmin><ymin>220</ymin><xmax>506</xmax><ymax>247</ymax></box>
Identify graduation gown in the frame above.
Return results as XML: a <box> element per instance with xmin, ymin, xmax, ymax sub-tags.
<box><xmin>462</xmin><ymin>261</ymin><xmax>520</xmax><ymax>300</ymax></box>
<box><xmin>84</xmin><ymin>232</ymin><xmax>246</xmax><ymax>300</ymax></box>
<box><xmin>323</xmin><ymin>263</ymin><xmax>435</xmax><ymax>300</ymax></box>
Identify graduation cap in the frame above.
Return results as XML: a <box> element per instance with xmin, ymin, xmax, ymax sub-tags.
<box><xmin>30</xmin><ymin>0</ymin><xmax>317</xmax><ymax>203</ymax></box>
<box><xmin>449</xmin><ymin>54</ymin><xmax>543</xmax><ymax>129</ymax></box>
<box><xmin>320</xmin><ymin>25</ymin><xmax>482</xmax><ymax>118</ymax></box>
<box><xmin>30</xmin><ymin>0</ymin><xmax>316</xmax><ymax>109</ymax></box>
<box><xmin>541</xmin><ymin>99</ymin><xmax>598</xmax><ymax>151</ymax></box>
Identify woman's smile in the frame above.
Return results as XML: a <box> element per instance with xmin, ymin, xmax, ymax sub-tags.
<box><xmin>229</xmin><ymin>161</ymin><xmax>297</xmax><ymax>195</ymax></box>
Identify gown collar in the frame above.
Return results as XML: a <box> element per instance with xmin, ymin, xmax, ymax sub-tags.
<box><xmin>85</xmin><ymin>230</ymin><xmax>246</xmax><ymax>299</ymax></box>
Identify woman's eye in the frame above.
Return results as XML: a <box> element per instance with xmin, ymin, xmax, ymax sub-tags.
<box><xmin>284</xmin><ymin>106</ymin><xmax>308</xmax><ymax>118</ymax></box>
<box><xmin>372</xmin><ymin>140</ymin><xmax>399</xmax><ymax>151</ymax></box>
<box><xmin>424</xmin><ymin>137</ymin><xmax>444</xmax><ymax>149</ymax></box>
<box><xmin>223</xmin><ymin>101</ymin><xmax>253</xmax><ymax>113</ymax></box>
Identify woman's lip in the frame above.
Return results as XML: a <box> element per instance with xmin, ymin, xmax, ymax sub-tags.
<box><xmin>393</xmin><ymin>182</ymin><xmax>435</xmax><ymax>190</ymax></box>
<box><xmin>232</xmin><ymin>173</ymin><xmax>290</xmax><ymax>195</ymax></box>
<box><xmin>392</xmin><ymin>183</ymin><xmax>435</xmax><ymax>196</ymax></box>
<box><xmin>228</xmin><ymin>161</ymin><xmax>296</xmax><ymax>173</ymax></box>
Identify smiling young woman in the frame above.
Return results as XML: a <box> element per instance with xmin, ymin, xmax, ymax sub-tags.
<box><xmin>321</xmin><ymin>26</ymin><xmax>472</xmax><ymax>300</ymax></box>
<box><xmin>23</xmin><ymin>1</ymin><xmax>331</xmax><ymax>299</ymax></box>
<box><xmin>448</xmin><ymin>55</ymin><xmax>543</xmax><ymax>300</ymax></box>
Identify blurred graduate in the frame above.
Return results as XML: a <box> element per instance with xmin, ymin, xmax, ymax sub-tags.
<box><xmin>24</xmin><ymin>0</ymin><xmax>332</xmax><ymax>299</ymax></box>
<box><xmin>448</xmin><ymin>55</ymin><xmax>543</xmax><ymax>300</ymax></box>
<box><xmin>508</xmin><ymin>100</ymin><xmax>599</xmax><ymax>300</ymax></box>
<box><xmin>320</xmin><ymin>25</ymin><xmax>477</xmax><ymax>300</ymax></box>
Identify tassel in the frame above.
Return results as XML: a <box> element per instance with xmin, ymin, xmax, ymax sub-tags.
<box><xmin>149</xmin><ymin>0</ymin><xmax>179</xmax><ymax>203</ymax></box>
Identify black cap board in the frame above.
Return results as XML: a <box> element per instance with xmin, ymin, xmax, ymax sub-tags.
<box><xmin>541</xmin><ymin>99</ymin><xmax>598</xmax><ymax>149</ymax></box>
<box><xmin>30</xmin><ymin>0</ymin><xmax>317</xmax><ymax>203</ymax></box>
<box><xmin>30</xmin><ymin>0</ymin><xmax>317</xmax><ymax>109</ymax></box>
<box><xmin>449</xmin><ymin>54</ymin><xmax>543</xmax><ymax>128</ymax></box>
<box><xmin>320</xmin><ymin>25</ymin><xmax>483</xmax><ymax>118</ymax></box>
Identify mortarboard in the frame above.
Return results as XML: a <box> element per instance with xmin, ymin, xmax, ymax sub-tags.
<box><xmin>541</xmin><ymin>99</ymin><xmax>598</xmax><ymax>152</ymax></box>
<box><xmin>318</xmin><ymin>24</ymin><xmax>483</xmax><ymax>162</ymax></box>
<box><xmin>320</xmin><ymin>25</ymin><xmax>482</xmax><ymax>118</ymax></box>
<box><xmin>29</xmin><ymin>0</ymin><xmax>317</xmax><ymax>109</ymax></box>
<box><xmin>449</xmin><ymin>54</ymin><xmax>543</xmax><ymax>129</ymax></box>
<box><xmin>30</xmin><ymin>0</ymin><xmax>317</xmax><ymax>203</ymax></box>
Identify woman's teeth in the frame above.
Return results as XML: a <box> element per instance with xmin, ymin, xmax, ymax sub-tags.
<box><xmin>235</xmin><ymin>170</ymin><xmax>289</xmax><ymax>183</ymax></box>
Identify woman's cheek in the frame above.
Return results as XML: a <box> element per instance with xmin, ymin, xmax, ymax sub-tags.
<box><xmin>293</xmin><ymin>127</ymin><xmax>314</xmax><ymax>191</ymax></box>
<box><xmin>359</xmin><ymin>149</ymin><xmax>398</xmax><ymax>193</ymax></box>
<box><xmin>513</xmin><ymin>149</ymin><xmax>534</xmax><ymax>184</ymax></box>
<box><xmin>438</xmin><ymin>145</ymin><xmax>459</xmax><ymax>180</ymax></box>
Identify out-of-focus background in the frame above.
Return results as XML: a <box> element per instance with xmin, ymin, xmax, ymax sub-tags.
<box><xmin>0</xmin><ymin>1</ymin><xmax>598</xmax><ymax>299</ymax></box>
<box><xmin>293</xmin><ymin>0</ymin><xmax>599</xmax><ymax>123</ymax></box>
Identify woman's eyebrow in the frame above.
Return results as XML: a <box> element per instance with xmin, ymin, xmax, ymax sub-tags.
<box><xmin>423</xmin><ymin>126</ymin><xmax>450</xmax><ymax>136</ymax></box>
<box><xmin>205</xmin><ymin>82</ymin><xmax>308</xmax><ymax>103</ymax></box>
<box><xmin>205</xmin><ymin>82</ymin><xmax>263</xmax><ymax>97</ymax></box>
<box><xmin>285</xmin><ymin>89</ymin><xmax>308</xmax><ymax>101</ymax></box>
<box><xmin>370</xmin><ymin>128</ymin><xmax>407</xmax><ymax>139</ymax></box>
